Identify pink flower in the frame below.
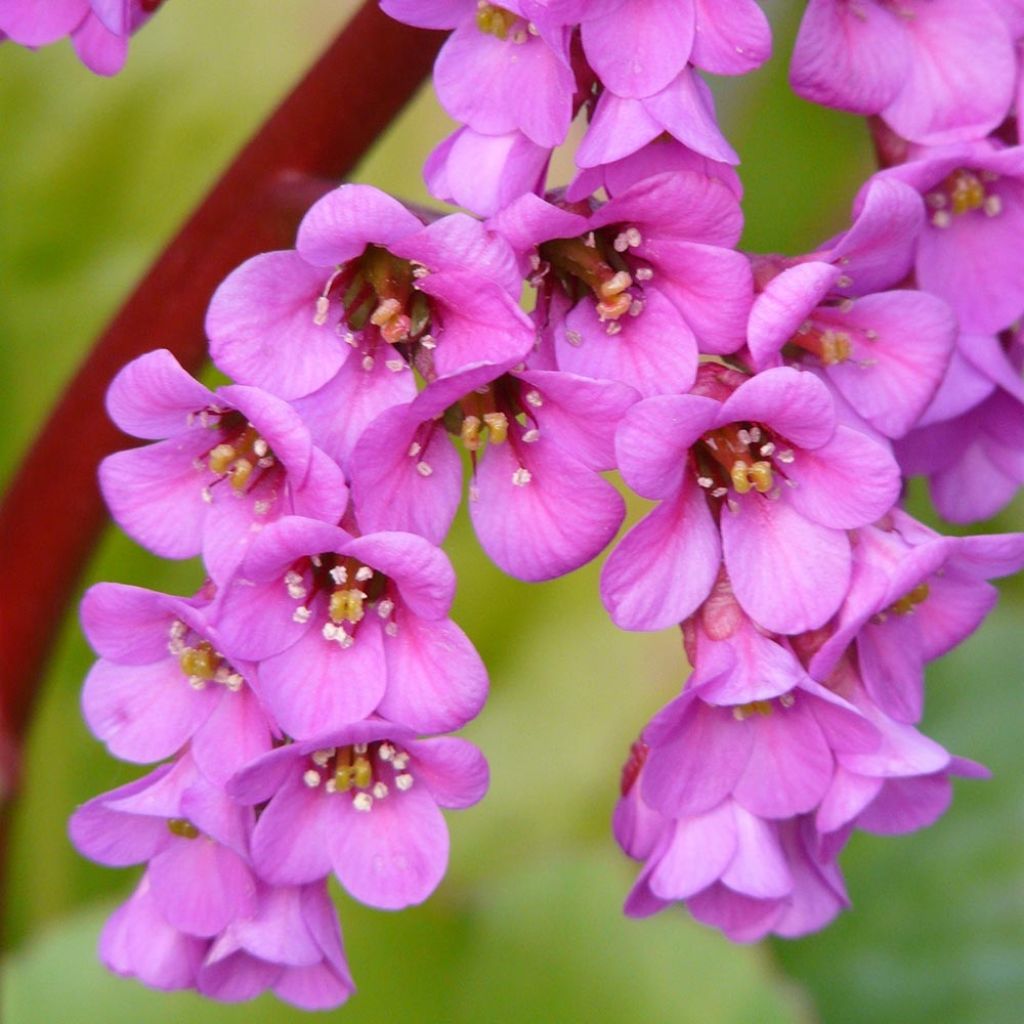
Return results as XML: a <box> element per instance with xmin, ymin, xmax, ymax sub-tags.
<box><xmin>603</xmin><ymin>365</ymin><xmax>901</xmax><ymax>634</ymax></box>
<box><xmin>349</xmin><ymin>361</ymin><xmax>634</xmax><ymax>581</ymax></box>
<box><xmin>791</xmin><ymin>0</ymin><xmax>1017</xmax><ymax>145</ymax></box>
<box><xmin>80</xmin><ymin>582</ymin><xmax>273</xmax><ymax>783</ymax></box>
<box><xmin>229</xmin><ymin>718</ymin><xmax>488</xmax><ymax>910</ymax></box>
<box><xmin>99</xmin><ymin>349</ymin><xmax>346</xmax><ymax>583</ymax></box>
<box><xmin>213</xmin><ymin>516</ymin><xmax>487</xmax><ymax>736</ymax></box>
<box><xmin>70</xmin><ymin>754</ymin><xmax>258</xmax><ymax>937</ymax></box>
<box><xmin>0</xmin><ymin>0</ymin><xmax>165</xmax><ymax>74</ymax></box>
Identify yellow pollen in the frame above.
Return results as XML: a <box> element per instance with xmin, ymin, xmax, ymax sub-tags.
<box><xmin>167</xmin><ymin>818</ymin><xmax>200</xmax><ymax>839</ymax></box>
<box><xmin>353</xmin><ymin>755</ymin><xmax>373</xmax><ymax>789</ymax></box>
<box><xmin>330</xmin><ymin>588</ymin><xmax>366</xmax><ymax>625</ymax></box>
<box><xmin>748</xmin><ymin>461</ymin><xmax>773</xmax><ymax>493</ymax></box>
<box><xmin>600</xmin><ymin>271</ymin><xmax>633</xmax><ymax>298</ymax></box>
<box><xmin>483</xmin><ymin>411</ymin><xmax>509</xmax><ymax>444</ymax></box>
<box><xmin>208</xmin><ymin>443</ymin><xmax>236</xmax><ymax>475</ymax></box>
<box><xmin>230</xmin><ymin>457</ymin><xmax>254</xmax><ymax>492</ymax></box>
<box><xmin>733</xmin><ymin>700</ymin><xmax>773</xmax><ymax>721</ymax></box>
<box><xmin>460</xmin><ymin>415</ymin><xmax>483</xmax><ymax>452</ymax></box>
<box><xmin>179</xmin><ymin>641</ymin><xmax>220</xmax><ymax>681</ymax></box>
<box><xmin>890</xmin><ymin>582</ymin><xmax>930</xmax><ymax>615</ymax></box>
<box><xmin>476</xmin><ymin>2</ymin><xmax>517</xmax><ymax>38</ymax></box>
<box><xmin>949</xmin><ymin>170</ymin><xmax>986</xmax><ymax>215</ymax></box>
<box><xmin>820</xmin><ymin>329</ymin><xmax>852</xmax><ymax>365</ymax></box>
<box><xmin>730</xmin><ymin>461</ymin><xmax>753</xmax><ymax>494</ymax></box>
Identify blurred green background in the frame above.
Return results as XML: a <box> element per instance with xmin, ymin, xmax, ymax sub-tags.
<box><xmin>1</xmin><ymin>2</ymin><xmax>1022</xmax><ymax>1021</ymax></box>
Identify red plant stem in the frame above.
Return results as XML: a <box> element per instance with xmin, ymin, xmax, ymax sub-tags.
<box><xmin>0</xmin><ymin>3</ymin><xmax>444</xmax><ymax>794</ymax></box>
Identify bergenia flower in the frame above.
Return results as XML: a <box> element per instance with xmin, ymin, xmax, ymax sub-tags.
<box><xmin>603</xmin><ymin>364</ymin><xmax>901</xmax><ymax>634</ymax></box>
<box><xmin>206</xmin><ymin>184</ymin><xmax>532</xmax><ymax>414</ymax></box>
<box><xmin>213</xmin><ymin>516</ymin><xmax>487</xmax><ymax>736</ymax></box>
<box><xmin>349</xmin><ymin>360</ymin><xmax>634</xmax><ymax>580</ymax></box>
<box><xmin>229</xmin><ymin>718</ymin><xmax>488</xmax><ymax>910</ymax></box>
<box><xmin>70</xmin><ymin>754</ymin><xmax>258</xmax><ymax>937</ymax></box>
<box><xmin>0</xmin><ymin>0</ymin><xmax>166</xmax><ymax>74</ymax></box>
<box><xmin>99</xmin><ymin>349</ymin><xmax>346</xmax><ymax>583</ymax></box>
<box><xmin>79</xmin><ymin>582</ymin><xmax>273</xmax><ymax>783</ymax></box>
<box><xmin>196</xmin><ymin>881</ymin><xmax>355</xmax><ymax>1009</ymax></box>
<box><xmin>790</xmin><ymin>0</ymin><xmax>1018</xmax><ymax>145</ymax></box>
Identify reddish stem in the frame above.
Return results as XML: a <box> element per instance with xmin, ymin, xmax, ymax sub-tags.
<box><xmin>0</xmin><ymin>3</ymin><xmax>443</xmax><ymax>794</ymax></box>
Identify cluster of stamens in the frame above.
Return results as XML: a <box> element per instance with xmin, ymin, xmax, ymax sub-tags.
<box><xmin>731</xmin><ymin>692</ymin><xmax>796</xmax><ymax>721</ymax></box>
<box><xmin>192</xmin><ymin>410</ymin><xmax>276</xmax><ymax>503</ymax></box>
<box><xmin>789</xmin><ymin>312</ymin><xmax>879</xmax><ymax>368</ymax></box>
<box><xmin>446</xmin><ymin>376</ymin><xmax>542</xmax><ymax>487</ymax></box>
<box><xmin>475</xmin><ymin>2</ymin><xmax>530</xmax><ymax>42</ymax></box>
<box><xmin>313</xmin><ymin>245</ymin><xmax>433</xmax><ymax>374</ymax></box>
<box><xmin>168</xmin><ymin>621</ymin><xmax>244</xmax><ymax>692</ymax></box>
<box><xmin>284</xmin><ymin>554</ymin><xmax>396</xmax><ymax>648</ymax></box>
<box><xmin>926</xmin><ymin>168</ymin><xmax>1002</xmax><ymax>228</ymax></box>
<box><xmin>301</xmin><ymin>741</ymin><xmax>414</xmax><ymax>812</ymax></box>
<box><xmin>540</xmin><ymin>224</ymin><xmax>651</xmax><ymax>336</ymax></box>
<box><xmin>873</xmin><ymin>581</ymin><xmax>930</xmax><ymax>623</ymax></box>
<box><xmin>694</xmin><ymin>423</ymin><xmax>792</xmax><ymax>503</ymax></box>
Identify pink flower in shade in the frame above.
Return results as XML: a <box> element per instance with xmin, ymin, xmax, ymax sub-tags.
<box><xmin>98</xmin><ymin>349</ymin><xmax>346</xmax><ymax>584</ymax></box>
<box><xmin>0</xmin><ymin>0</ymin><xmax>165</xmax><ymax>75</ymax></box>
<box><xmin>615</xmin><ymin>743</ymin><xmax>851</xmax><ymax>942</ymax></box>
<box><xmin>492</xmin><ymin>170</ymin><xmax>750</xmax><ymax>396</ymax></box>
<box><xmin>577</xmin><ymin>66</ymin><xmax>738</xmax><ymax>171</ymax></box>
<box><xmin>748</xmin><ymin>272</ymin><xmax>956</xmax><ymax>440</ymax></box>
<box><xmin>875</xmin><ymin>143</ymin><xmax>1024</xmax><ymax>335</ymax></box>
<box><xmin>99</xmin><ymin>873</ymin><xmax>208</xmax><ymax>991</ymax></box>
<box><xmin>431</xmin><ymin>3</ymin><xmax>576</xmax><ymax>149</ymax></box>
<box><xmin>424</xmin><ymin>125</ymin><xmax>551</xmax><ymax>218</ymax></box>
<box><xmin>196</xmin><ymin>881</ymin><xmax>355</xmax><ymax>1010</ymax></box>
<box><xmin>790</xmin><ymin>0</ymin><xmax>1017</xmax><ymax>145</ymax></box>
<box><xmin>566</xmin><ymin>136</ymin><xmax>742</xmax><ymax>204</ymax></box>
<box><xmin>580</xmin><ymin>0</ymin><xmax>770</xmax><ymax>97</ymax></box>
<box><xmin>206</xmin><ymin>184</ymin><xmax>532</xmax><ymax>426</ymax></box>
<box><xmin>79</xmin><ymin>583</ymin><xmax>274</xmax><ymax>784</ymax></box>
<box><xmin>70</xmin><ymin>754</ymin><xmax>258</xmax><ymax>938</ymax></box>
<box><xmin>349</xmin><ymin>360</ymin><xmax>634</xmax><ymax>581</ymax></box>
<box><xmin>228</xmin><ymin>718</ymin><xmax>488</xmax><ymax>911</ymax></box>
<box><xmin>602</xmin><ymin>364</ymin><xmax>901</xmax><ymax>636</ymax></box>
<box><xmin>213</xmin><ymin>516</ymin><xmax>487</xmax><ymax>737</ymax></box>
<box><xmin>806</xmin><ymin>509</ymin><xmax>1024</xmax><ymax>723</ymax></box>
<box><xmin>896</xmin><ymin>332</ymin><xmax>1024</xmax><ymax>523</ymax></box>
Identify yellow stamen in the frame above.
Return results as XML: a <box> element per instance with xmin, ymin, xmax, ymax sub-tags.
<box><xmin>476</xmin><ymin>2</ymin><xmax>517</xmax><ymax>38</ymax></box>
<box><xmin>329</xmin><ymin>589</ymin><xmax>366</xmax><ymax>625</ymax></box>
<box><xmin>890</xmin><ymin>582</ymin><xmax>930</xmax><ymax>615</ymax></box>
<box><xmin>167</xmin><ymin>818</ymin><xmax>200</xmax><ymax>839</ymax></box>
<box><xmin>230</xmin><ymin>458</ymin><xmax>254</xmax><ymax>492</ymax></box>
<box><xmin>949</xmin><ymin>170</ymin><xmax>986</xmax><ymax>215</ymax></box>
<box><xmin>820</xmin><ymin>329</ymin><xmax>852</xmax><ymax>365</ymax></box>
<box><xmin>353</xmin><ymin>755</ymin><xmax>373</xmax><ymax>789</ymax></box>
<box><xmin>460</xmin><ymin>415</ymin><xmax>482</xmax><ymax>452</ymax></box>
<box><xmin>730</xmin><ymin>461</ymin><xmax>753</xmax><ymax>494</ymax></box>
<box><xmin>179</xmin><ymin>641</ymin><xmax>220</xmax><ymax>681</ymax></box>
<box><xmin>748</xmin><ymin>461</ymin><xmax>774</xmax><ymax>493</ymax></box>
<box><xmin>483</xmin><ymin>412</ymin><xmax>509</xmax><ymax>444</ymax></box>
<box><xmin>208</xmin><ymin>443</ymin><xmax>236</xmax><ymax>475</ymax></box>
<box><xmin>733</xmin><ymin>700</ymin><xmax>773</xmax><ymax>721</ymax></box>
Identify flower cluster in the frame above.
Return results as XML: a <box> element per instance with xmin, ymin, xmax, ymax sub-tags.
<box><xmin>0</xmin><ymin>0</ymin><xmax>164</xmax><ymax>74</ymax></box>
<box><xmin>60</xmin><ymin>0</ymin><xmax>1024</xmax><ymax>1008</ymax></box>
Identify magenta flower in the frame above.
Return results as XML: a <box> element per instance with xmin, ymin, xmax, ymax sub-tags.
<box><xmin>876</xmin><ymin>143</ymin><xmax>1024</xmax><ymax>335</ymax></box>
<box><xmin>896</xmin><ymin>332</ymin><xmax>1024</xmax><ymax>522</ymax></box>
<box><xmin>213</xmin><ymin>516</ymin><xmax>487</xmax><ymax>736</ymax></box>
<box><xmin>229</xmin><ymin>718</ymin><xmax>488</xmax><ymax>910</ymax></box>
<box><xmin>603</xmin><ymin>365</ymin><xmax>901</xmax><ymax>635</ymax></box>
<box><xmin>70</xmin><ymin>754</ymin><xmax>258</xmax><ymax>937</ymax></box>
<box><xmin>99</xmin><ymin>874</ymin><xmax>208</xmax><ymax>990</ymax></box>
<box><xmin>0</xmin><ymin>0</ymin><xmax>165</xmax><ymax>74</ymax></box>
<box><xmin>206</xmin><ymin>184</ymin><xmax>532</xmax><ymax>418</ymax></box>
<box><xmin>615</xmin><ymin>742</ymin><xmax>851</xmax><ymax>941</ymax></box>
<box><xmin>99</xmin><ymin>349</ymin><xmax>346</xmax><ymax>583</ymax></box>
<box><xmin>748</xmin><ymin>246</ymin><xmax>957</xmax><ymax>438</ymax></box>
<box><xmin>492</xmin><ymin>170</ymin><xmax>750</xmax><ymax>396</ymax></box>
<box><xmin>80</xmin><ymin>582</ymin><xmax>273</xmax><ymax>783</ymax></box>
<box><xmin>790</xmin><ymin>0</ymin><xmax>1017</xmax><ymax>144</ymax></box>
<box><xmin>196</xmin><ymin>881</ymin><xmax>355</xmax><ymax>1009</ymax></box>
<box><xmin>807</xmin><ymin>512</ymin><xmax>1024</xmax><ymax>722</ymax></box>
<box><xmin>349</xmin><ymin>360</ymin><xmax>634</xmax><ymax>581</ymax></box>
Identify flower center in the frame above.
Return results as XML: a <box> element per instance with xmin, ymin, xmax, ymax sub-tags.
<box><xmin>193</xmin><ymin>409</ymin><xmax>277</xmax><ymax>502</ymax></box>
<box><xmin>168</xmin><ymin>621</ymin><xmax>245</xmax><ymax>692</ymax></box>
<box><xmin>540</xmin><ymin>224</ymin><xmax>651</xmax><ymax>336</ymax></box>
<box><xmin>301</xmin><ymin>740</ymin><xmax>415</xmax><ymax>812</ymax></box>
<box><xmin>476</xmin><ymin>3</ymin><xmax>523</xmax><ymax>41</ymax></box>
<box><xmin>166</xmin><ymin>817</ymin><xmax>200</xmax><ymax>839</ymax></box>
<box><xmin>926</xmin><ymin>168</ymin><xmax>1002</xmax><ymax>227</ymax></box>
<box><xmin>284</xmin><ymin>553</ymin><xmax>397</xmax><ymax>647</ymax></box>
<box><xmin>693</xmin><ymin>422</ymin><xmax>792</xmax><ymax>501</ymax></box>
